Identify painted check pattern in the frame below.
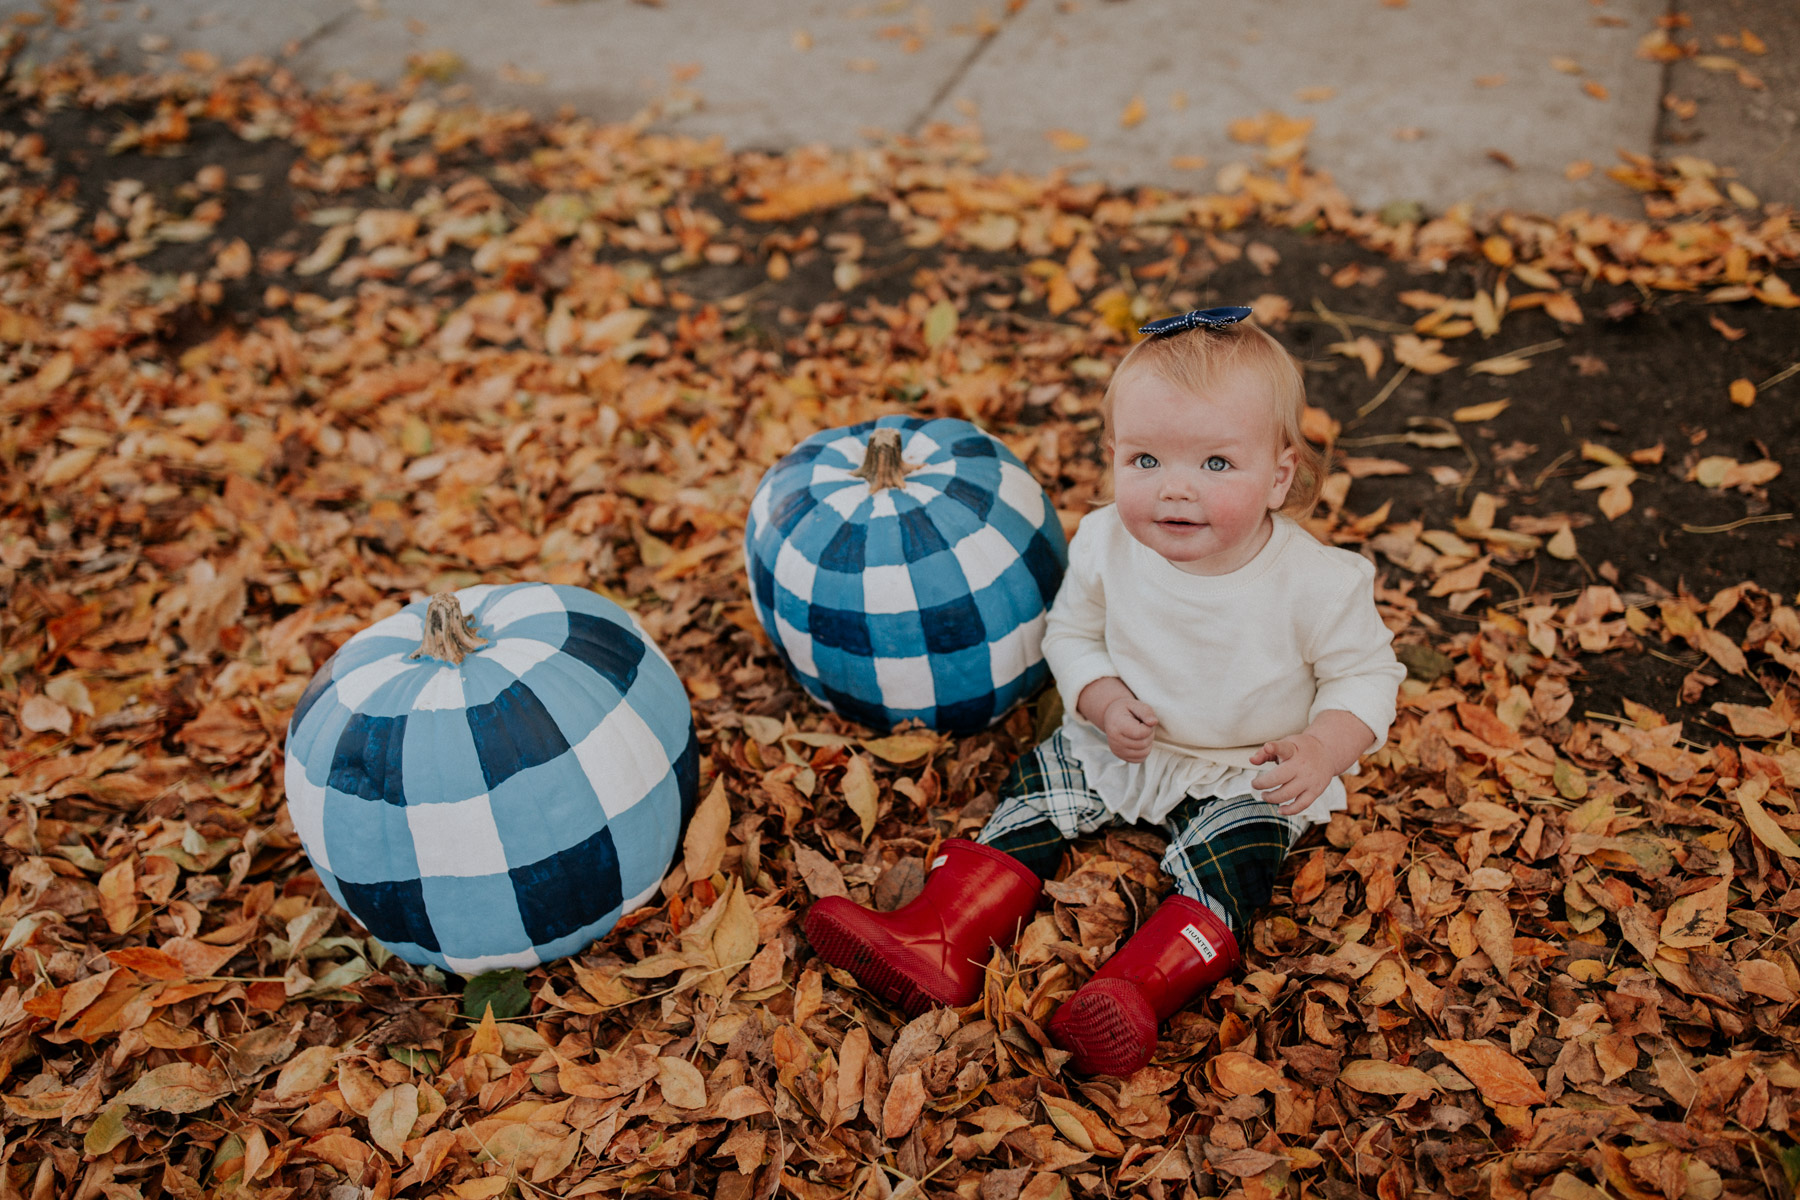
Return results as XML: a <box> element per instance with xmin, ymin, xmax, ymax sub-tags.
<box><xmin>744</xmin><ymin>416</ymin><xmax>1067</xmax><ymax>734</ymax></box>
<box><xmin>979</xmin><ymin>731</ymin><xmax>1308</xmax><ymax>931</ymax></box>
<box><xmin>283</xmin><ymin>583</ymin><xmax>698</xmax><ymax>973</ymax></box>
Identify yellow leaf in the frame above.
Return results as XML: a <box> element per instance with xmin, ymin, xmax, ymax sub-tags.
<box><xmin>1572</xmin><ymin>464</ymin><xmax>1635</xmax><ymax>489</ymax></box>
<box><xmin>1119</xmin><ymin>95</ymin><xmax>1147</xmax><ymax>129</ymax></box>
<box><xmin>1546</xmin><ymin>525</ymin><xmax>1577</xmax><ymax>560</ymax></box>
<box><xmin>712</xmin><ymin>880</ymin><xmax>760</xmax><ymax>976</ymax></box>
<box><xmin>682</xmin><ymin>776</ymin><xmax>730</xmax><ymax>885</ymax></box>
<box><xmin>840</xmin><ymin>753</ymin><xmax>879</xmax><ymax>841</ymax></box>
<box><xmin>1468</xmin><ymin>354</ymin><xmax>1531</xmax><ymax>376</ymax></box>
<box><xmin>1580</xmin><ymin>440</ymin><xmax>1629</xmax><ymax>467</ymax></box>
<box><xmin>469</xmin><ymin>1005</ymin><xmax>504</xmax><ymax>1057</ymax></box>
<box><xmin>1728</xmin><ymin>377</ymin><xmax>1756</xmax><ymax>407</ymax></box>
<box><xmin>1735</xmin><ymin>778</ymin><xmax>1800</xmax><ymax>859</ymax></box>
<box><xmin>1042</xmin><ymin>1095</ymin><xmax>1093</xmax><ymax>1151</ymax></box>
<box><xmin>1046</xmin><ymin>128</ymin><xmax>1089</xmax><ymax>152</ymax></box>
<box><xmin>1041</xmin><ymin>1094</ymin><xmax>1125</xmax><ymax>1155</ymax></box>
<box><xmin>1453</xmin><ymin>398</ymin><xmax>1510</xmax><ymax>422</ymax></box>
<box><xmin>1392</xmin><ymin>334</ymin><xmax>1459</xmax><ymax>374</ymax></box>
<box><xmin>924</xmin><ymin>299</ymin><xmax>958</xmax><ymax>348</ymax></box>
<box><xmin>1597</xmin><ymin>482</ymin><xmax>1632</xmax><ymax>520</ymax></box>
<box><xmin>861</xmin><ymin>733</ymin><xmax>941</xmax><ymax>763</ymax></box>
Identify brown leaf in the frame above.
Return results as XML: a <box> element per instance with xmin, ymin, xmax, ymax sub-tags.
<box><xmin>1211</xmin><ymin>1052</ymin><xmax>1285</xmax><ymax>1095</ymax></box>
<box><xmin>657</xmin><ymin>1055</ymin><xmax>708</xmax><ymax>1109</ymax></box>
<box><xmin>117</xmin><ymin>1062</ymin><xmax>231</xmax><ymax>1114</ymax></box>
<box><xmin>1661</xmin><ymin>877</ymin><xmax>1729</xmax><ymax>948</ymax></box>
<box><xmin>882</xmin><ymin>1069</ymin><xmax>927</xmax><ymax>1139</ymax></box>
<box><xmin>1339</xmin><ymin>1059</ymin><xmax>1438</xmax><ymax>1095</ymax></box>
<box><xmin>1472</xmin><ymin>895</ymin><xmax>1515</xmax><ymax>978</ymax></box>
<box><xmin>99</xmin><ymin>945</ymin><xmax>183</xmax><ymax>981</ymax></box>
<box><xmin>1735</xmin><ymin>778</ymin><xmax>1800</xmax><ymax>858</ymax></box>
<box><xmin>1424</xmin><ymin>1039</ymin><xmax>1546</xmax><ymax>1105</ymax></box>
<box><xmin>98</xmin><ymin>858</ymin><xmax>138</xmax><ymax>936</ymax></box>
<box><xmin>270</xmin><ymin>1045</ymin><xmax>336</xmax><ymax>1102</ymax></box>
<box><xmin>794</xmin><ymin>844</ymin><xmax>849</xmax><ymax>899</ymax></box>
<box><xmin>367</xmin><ymin>1083</ymin><xmax>419</xmax><ymax>1160</ymax></box>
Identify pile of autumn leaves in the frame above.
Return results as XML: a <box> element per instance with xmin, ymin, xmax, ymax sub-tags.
<box><xmin>0</xmin><ymin>49</ymin><xmax>1798</xmax><ymax>1200</ymax></box>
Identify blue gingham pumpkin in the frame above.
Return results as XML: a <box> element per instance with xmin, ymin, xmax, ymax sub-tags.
<box><xmin>745</xmin><ymin>415</ymin><xmax>1067</xmax><ymax>734</ymax></box>
<box><xmin>282</xmin><ymin>583</ymin><xmax>698</xmax><ymax>973</ymax></box>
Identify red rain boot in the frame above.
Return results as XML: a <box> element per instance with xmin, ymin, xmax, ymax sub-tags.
<box><xmin>804</xmin><ymin>840</ymin><xmax>1042</xmax><ymax>1017</ymax></box>
<box><xmin>1047</xmin><ymin>893</ymin><xmax>1241</xmax><ymax>1076</ymax></box>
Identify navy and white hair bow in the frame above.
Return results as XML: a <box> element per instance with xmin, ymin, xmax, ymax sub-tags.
<box><xmin>1137</xmin><ymin>306</ymin><xmax>1253</xmax><ymax>337</ymax></box>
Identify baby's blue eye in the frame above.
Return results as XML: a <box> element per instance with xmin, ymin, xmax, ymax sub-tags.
<box><xmin>1204</xmin><ymin>455</ymin><xmax>1231</xmax><ymax>471</ymax></box>
<box><xmin>1130</xmin><ymin>452</ymin><xmax>1159</xmax><ymax>469</ymax></box>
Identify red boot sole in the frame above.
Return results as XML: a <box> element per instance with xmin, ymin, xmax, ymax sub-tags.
<box><xmin>1047</xmin><ymin>977</ymin><xmax>1159</xmax><ymax>1076</ymax></box>
<box><xmin>804</xmin><ymin>900</ymin><xmax>967</xmax><ymax>1018</ymax></box>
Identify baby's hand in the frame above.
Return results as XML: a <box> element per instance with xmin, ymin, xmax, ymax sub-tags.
<box><xmin>1102</xmin><ymin>697</ymin><xmax>1159</xmax><ymax>763</ymax></box>
<box><xmin>1250</xmin><ymin>735</ymin><xmax>1334</xmax><ymax>816</ymax></box>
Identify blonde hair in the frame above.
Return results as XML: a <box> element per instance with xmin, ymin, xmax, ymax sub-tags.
<box><xmin>1098</xmin><ymin>321</ymin><xmax>1325</xmax><ymax>516</ymax></box>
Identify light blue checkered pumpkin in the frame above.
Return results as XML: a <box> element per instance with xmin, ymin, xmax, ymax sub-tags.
<box><xmin>282</xmin><ymin>583</ymin><xmax>698</xmax><ymax>974</ymax></box>
<box><xmin>744</xmin><ymin>415</ymin><xmax>1067</xmax><ymax>734</ymax></box>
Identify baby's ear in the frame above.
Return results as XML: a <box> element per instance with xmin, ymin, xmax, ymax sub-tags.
<box><xmin>1268</xmin><ymin>443</ymin><xmax>1299</xmax><ymax>509</ymax></box>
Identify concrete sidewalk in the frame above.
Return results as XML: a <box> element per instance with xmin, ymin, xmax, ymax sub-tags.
<box><xmin>17</xmin><ymin>0</ymin><xmax>1798</xmax><ymax>218</ymax></box>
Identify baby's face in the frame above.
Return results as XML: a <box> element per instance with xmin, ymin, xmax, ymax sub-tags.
<box><xmin>1108</xmin><ymin>364</ymin><xmax>1297</xmax><ymax>576</ymax></box>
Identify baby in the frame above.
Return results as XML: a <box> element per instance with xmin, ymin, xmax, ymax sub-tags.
<box><xmin>805</xmin><ymin>308</ymin><xmax>1404</xmax><ymax>1076</ymax></box>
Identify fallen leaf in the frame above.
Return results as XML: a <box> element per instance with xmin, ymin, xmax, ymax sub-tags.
<box><xmin>117</xmin><ymin>1063</ymin><xmax>231</xmax><ymax>1114</ymax></box>
<box><xmin>1338</xmin><ymin>1059</ymin><xmax>1438</xmax><ymax>1095</ymax></box>
<box><xmin>1424</xmin><ymin>1040</ymin><xmax>1546</xmax><ymax>1105</ymax></box>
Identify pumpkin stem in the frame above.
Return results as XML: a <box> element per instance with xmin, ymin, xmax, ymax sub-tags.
<box><xmin>411</xmin><ymin>592</ymin><xmax>488</xmax><ymax>665</ymax></box>
<box><xmin>850</xmin><ymin>428</ymin><xmax>914</xmax><ymax>491</ymax></box>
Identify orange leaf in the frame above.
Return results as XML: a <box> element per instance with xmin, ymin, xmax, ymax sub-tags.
<box><xmin>1426</xmin><ymin>1039</ymin><xmax>1547</xmax><ymax>1105</ymax></box>
<box><xmin>105</xmin><ymin>947</ymin><xmax>186</xmax><ymax>981</ymax></box>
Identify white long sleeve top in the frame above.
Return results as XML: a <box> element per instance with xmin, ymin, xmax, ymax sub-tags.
<box><xmin>1042</xmin><ymin>507</ymin><xmax>1405</xmax><ymax>827</ymax></box>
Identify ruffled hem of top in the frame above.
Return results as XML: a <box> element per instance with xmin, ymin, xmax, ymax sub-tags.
<box><xmin>1060</xmin><ymin>717</ymin><xmax>1346</xmax><ymax>828</ymax></box>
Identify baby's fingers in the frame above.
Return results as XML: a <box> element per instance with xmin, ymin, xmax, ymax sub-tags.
<box><xmin>1275</xmin><ymin>792</ymin><xmax>1318</xmax><ymax>816</ymax></box>
<box><xmin>1252</xmin><ymin>763</ymin><xmax>1294</xmax><ymax>792</ymax></box>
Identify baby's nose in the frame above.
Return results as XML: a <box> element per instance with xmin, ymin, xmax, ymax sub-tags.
<box><xmin>1159</xmin><ymin>471</ymin><xmax>1199</xmax><ymax>499</ymax></box>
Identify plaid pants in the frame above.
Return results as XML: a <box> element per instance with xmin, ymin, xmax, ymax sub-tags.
<box><xmin>977</xmin><ymin>730</ymin><xmax>1308</xmax><ymax>932</ymax></box>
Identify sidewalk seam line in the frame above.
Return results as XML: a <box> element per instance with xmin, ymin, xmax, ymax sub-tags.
<box><xmin>1649</xmin><ymin>0</ymin><xmax>1679</xmax><ymax>157</ymax></box>
<box><xmin>907</xmin><ymin>22</ymin><xmax>1003</xmax><ymax>137</ymax></box>
<box><xmin>287</xmin><ymin>4</ymin><xmax>361</xmax><ymax>60</ymax></box>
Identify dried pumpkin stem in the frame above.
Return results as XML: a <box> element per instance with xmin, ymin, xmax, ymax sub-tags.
<box><xmin>411</xmin><ymin>592</ymin><xmax>487</xmax><ymax>665</ymax></box>
<box><xmin>850</xmin><ymin>428</ymin><xmax>914</xmax><ymax>491</ymax></box>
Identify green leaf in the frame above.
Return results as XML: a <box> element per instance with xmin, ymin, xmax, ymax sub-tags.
<box><xmin>388</xmin><ymin>1045</ymin><xmax>442</xmax><ymax>1073</ymax></box>
<box><xmin>84</xmin><ymin>1104</ymin><xmax>132</xmax><ymax>1156</ymax></box>
<box><xmin>462</xmin><ymin>969</ymin><xmax>530</xmax><ymax>1021</ymax></box>
<box><xmin>1396</xmin><ymin>643</ymin><xmax>1452</xmax><ymax>683</ymax></box>
<box><xmin>1778</xmin><ymin>1139</ymin><xmax>1800</xmax><ymax>1193</ymax></box>
<box><xmin>923</xmin><ymin>300</ymin><xmax>957</xmax><ymax>349</ymax></box>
